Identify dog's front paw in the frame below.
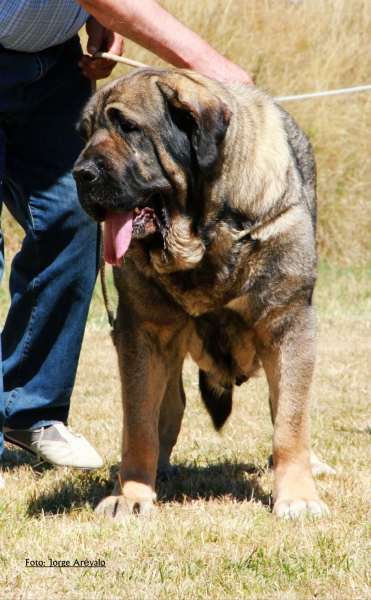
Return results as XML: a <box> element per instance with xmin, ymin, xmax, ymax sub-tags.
<box><xmin>95</xmin><ymin>481</ymin><xmax>157</xmax><ymax>519</ymax></box>
<box><xmin>273</xmin><ymin>497</ymin><xmax>330</xmax><ymax>520</ymax></box>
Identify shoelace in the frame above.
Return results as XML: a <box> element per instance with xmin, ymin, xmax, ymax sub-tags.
<box><xmin>35</xmin><ymin>425</ymin><xmax>83</xmax><ymax>461</ymax></box>
<box><xmin>36</xmin><ymin>426</ymin><xmax>44</xmax><ymax>462</ymax></box>
<box><xmin>67</xmin><ymin>426</ymin><xmax>81</xmax><ymax>438</ymax></box>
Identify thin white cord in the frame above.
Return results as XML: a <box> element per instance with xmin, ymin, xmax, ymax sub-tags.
<box><xmin>94</xmin><ymin>52</ymin><xmax>149</xmax><ymax>69</ymax></box>
<box><xmin>93</xmin><ymin>52</ymin><xmax>371</xmax><ymax>102</ymax></box>
<box><xmin>277</xmin><ymin>85</ymin><xmax>371</xmax><ymax>102</ymax></box>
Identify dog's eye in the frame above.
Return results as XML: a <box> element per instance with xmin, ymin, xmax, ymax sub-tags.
<box><xmin>107</xmin><ymin>108</ymin><xmax>139</xmax><ymax>136</ymax></box>
<box><xmin>119</xmin><ymin>121</ymin><xmax>139</xmax><ymax>134</ymax></box>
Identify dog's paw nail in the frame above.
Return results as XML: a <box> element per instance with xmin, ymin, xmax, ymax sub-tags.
<box><xmin>95</xmin><ymin>494</ymin><xmax>156</xmax><ymax>519</ymax></box>
<box><xmin>274</xmin><ymin>498</ymin><xmax>330</xmax><ymax>520</ymax></box>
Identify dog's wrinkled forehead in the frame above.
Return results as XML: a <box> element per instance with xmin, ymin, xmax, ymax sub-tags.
<box><xmin>77</xmin><ymin>68</ymin><xmax>231</xmax><ymax>142</ymax></box>
<box><xmin>77</xmin><ymin>68</ymin><xmax>232</xmax><ymax>178</ymax></box>
<box><xmin>77</xmin><ymin>69</ymin><xmax>168</xmax><ymax>141</ymax></box>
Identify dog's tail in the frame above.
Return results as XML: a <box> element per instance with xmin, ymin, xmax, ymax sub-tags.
<box><xmin>198</xmin><ymin>369</ymin><xmax>233</xmax><ymax>431</ymax></box>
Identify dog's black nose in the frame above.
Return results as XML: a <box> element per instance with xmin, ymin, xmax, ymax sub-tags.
<box><xmin>72</xmin><ymin>163</ymin><xmax>100</xmax><ymax>187</ymax></box>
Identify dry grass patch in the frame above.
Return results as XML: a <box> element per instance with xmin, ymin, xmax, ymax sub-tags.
<box><xmin>1</xmin><ymin>298</ymin><xmax>371</xmax><ymax>599</ymax></box>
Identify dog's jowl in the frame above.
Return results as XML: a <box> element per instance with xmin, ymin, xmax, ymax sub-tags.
<box><xmin>73</xmin><ymin>68</ymin><xmax>332</xmax><ymax>520</ymax></box>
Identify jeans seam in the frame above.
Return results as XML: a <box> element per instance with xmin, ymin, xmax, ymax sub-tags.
<box><xmin>17</xmin><ymin>207</ymin><xmax>40</xmax><ymax>386</ymax></box>
<box><xmin>4</xmin><ymin>164</ymin><xmax>41</xmax><ymax>416</ymax></box>
<box><xmin>33</xmin><ymin>52</ymin><xmax>47</xmax><ymax>81</ymax></box>
<box><xmin>16</xmin><ymin>52</ymin><xmax>47</xmax><ymax>108</ymax></box>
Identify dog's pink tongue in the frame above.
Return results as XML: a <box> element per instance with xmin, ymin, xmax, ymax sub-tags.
<box><xmin>104</xmin><ymin>210</ymin><xmax>133</xmax><ymax>266</ymax></box>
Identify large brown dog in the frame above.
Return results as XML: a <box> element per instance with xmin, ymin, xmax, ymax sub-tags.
<box><xmin>73</xmin><ymin>68</ymin><xmax>331</xmax><ymax>520</ymax></box>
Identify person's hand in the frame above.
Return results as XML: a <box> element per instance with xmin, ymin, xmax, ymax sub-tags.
<box><xmin>207</xmin><ymin>59</ymin><xmax>254</xmax><ymax>86</ymax></box>
<box><xmin>78</xmin><ymin>16</ymin><xmax>124</xmax><ymax>80</ymax></box>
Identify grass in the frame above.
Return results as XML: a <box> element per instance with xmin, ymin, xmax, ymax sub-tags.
<box><xmin>1</xmin><ymin>0</ymin><xmax>371</xmax><ymax>597</ymax></box>
<box><xmin>1</xmin><ymin>284</ymin><xmax>371</xmax><ymax>599</ymax></box>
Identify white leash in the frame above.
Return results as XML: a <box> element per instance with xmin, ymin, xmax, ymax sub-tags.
<box><xmin>93</xmin><ymin>52</ymin><xmax>371</xmax><ymax>103</ymax></box>
<box><xmin>94</xmin><ymin>52</ymin><xmax>149</xmax><ymax>69</ymax></box>
<box><xmin>277</xmin><ymin>85</ymin><xmax>371</xmax><ymax>102</ymax></box>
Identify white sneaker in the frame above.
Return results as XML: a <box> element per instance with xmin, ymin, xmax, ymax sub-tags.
<box><xmin>4</xmin><ymin>423</ymin><xmax>103</xmax><ymax>470</ymax></box>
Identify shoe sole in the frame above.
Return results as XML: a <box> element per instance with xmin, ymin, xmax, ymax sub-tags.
<box><xmin>3</xmin><ymin>434</ymin><xmax>38</xmax><ymax>457</ymax></box>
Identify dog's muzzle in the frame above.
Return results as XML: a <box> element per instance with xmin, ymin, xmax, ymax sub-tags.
<box><xmin>72</xmin><ymin>162</ymin><xmax>101</xmax><ymax>190</ymax></box>
<box><xmin>72</xmin><ymin>161</ymin><xmax>107</xmax><ymax>221</ymax></box>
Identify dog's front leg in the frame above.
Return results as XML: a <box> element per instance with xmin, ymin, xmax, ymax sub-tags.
<box><xmin>95</xmin><ymin>329</ymin><xmax>168</xmax><ymax>519</ymax></box>
<box><xmin>256</xmin><ymin>306</ymin><xmax>329</xmax><ymax>520</ymax></box>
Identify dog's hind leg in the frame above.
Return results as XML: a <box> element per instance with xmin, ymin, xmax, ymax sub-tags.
<box><xmin>157</xmin><ymin>358</ymin><xmax>186</xmax><ymax>480</ymax></box>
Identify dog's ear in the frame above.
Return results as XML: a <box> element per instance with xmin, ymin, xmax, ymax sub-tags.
<box><xmin>157</xmin><ymin>80</ymin><xmax>231</xmax><ymax>173</ymax></box>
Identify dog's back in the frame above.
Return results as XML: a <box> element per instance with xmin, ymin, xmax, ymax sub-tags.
<box><xmin>278</xmin><ymin>106</ymin><xmax>317</xmax><ymax>228</ymax></box>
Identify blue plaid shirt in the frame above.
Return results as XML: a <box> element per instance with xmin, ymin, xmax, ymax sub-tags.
<box><xmin>0</xmin><ymin>0</ymin><xmax>90</xmax><ymax>53</ymax></box>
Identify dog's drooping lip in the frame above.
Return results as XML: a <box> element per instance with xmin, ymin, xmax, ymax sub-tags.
<box><xmin>103</xmin><ymin>194</ymin><xmax>169</xmax><ymax>266</ymax></box>
<box><xmin>132</xmin><ymin>206</ymin><xmax>165</xmax><ymax>236</ymax></box>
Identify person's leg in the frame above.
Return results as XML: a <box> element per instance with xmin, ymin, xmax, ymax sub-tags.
<box><xmin>0</xmin><ymin>43</ymin><xmax>46</xmax><ymax>472</ymax></box>
<box><xmin>0</xmin><ymin>38</ymin><xmax>101</xmax><ymax>466</ymax></box>
<box><xmin>0</xmin><ymin>127</ymin><xmax>6</xmax><ymax>461</ymax></box>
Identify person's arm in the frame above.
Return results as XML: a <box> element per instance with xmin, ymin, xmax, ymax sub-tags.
<box><xmin>77</xmin><ymin>0</ymin><xmax>253</xmax><ymax>85</ymax></box>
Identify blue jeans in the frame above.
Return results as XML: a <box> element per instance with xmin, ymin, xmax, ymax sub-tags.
<box><xmin>0</xmin><ymin>36</ymin><xmax>100</xmax><ymax>456</ymax></box>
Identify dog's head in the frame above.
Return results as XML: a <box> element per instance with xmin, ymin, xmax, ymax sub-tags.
<box><xmin>73</xmin><ymin>68</ymin><xmax>231</xmax><ymax>269</ymax></box>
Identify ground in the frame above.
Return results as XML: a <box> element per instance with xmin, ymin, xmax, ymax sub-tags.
<box><xmin>0</xmin><ymin>266</ymin><xmax>370</xmax><ymax>599</ymax></box>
